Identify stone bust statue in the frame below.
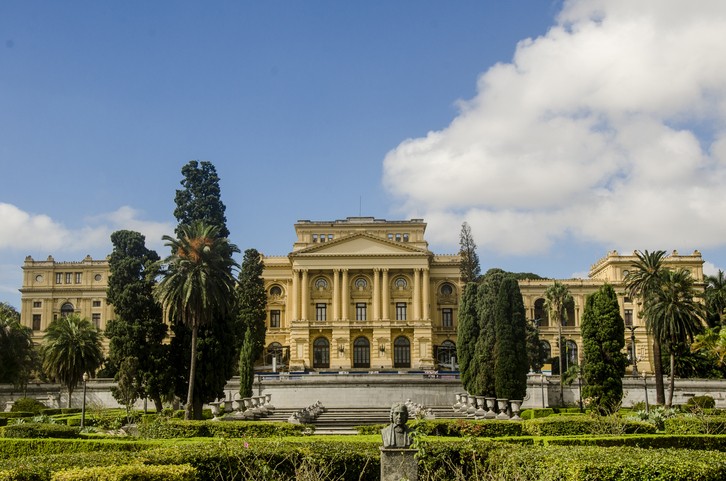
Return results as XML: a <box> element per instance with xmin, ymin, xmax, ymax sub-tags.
<box><xmin>381</xmin><ymin>403</ymin><xmax>413</xmax><ymax>448</ymax></box>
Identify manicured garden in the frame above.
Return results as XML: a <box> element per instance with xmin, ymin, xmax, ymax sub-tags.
<box><xmin>4</xmin><ymin>399</ymin><xmax>726</xmax><ymax>480</ymax></box>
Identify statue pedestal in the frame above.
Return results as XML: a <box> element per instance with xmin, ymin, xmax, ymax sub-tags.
<box><xmin>380</xmin><ymin>448</ymin><xmax>418</xmax><ymax>481</ymax></box>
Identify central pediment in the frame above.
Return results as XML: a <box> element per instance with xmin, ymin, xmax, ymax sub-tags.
<box><xmin>291</xmin><ymin>233</ymin><xmax>429</xmax><ymax>257</ymax></box>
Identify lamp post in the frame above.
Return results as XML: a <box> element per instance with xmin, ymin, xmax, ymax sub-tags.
<box><xmin>626</xmin><ymin>326</ymin><xmax>639</xmax><ymax>376</ymax></box>
<box><xmin>80</xmin><ymin>372</ymin><xmax>89</xmax><ymax>429</ymax></box>
<box><xmin>540</xmin><ymin>373</ymin><xmax>546</xmax><ymax>408</ymax></box>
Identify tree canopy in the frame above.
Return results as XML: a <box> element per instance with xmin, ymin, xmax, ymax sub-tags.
<box><xmin>458</xmin><ymin>222</ymin><xmax>481</xmax><ymax>284</ymax></box>
<box><xmin>236</xmin><ymin>248</ymin><xmax>267</xmax><ymax>361</ymax></box>
<box><xmin>0</xmin><ymin>314</ymin><xmax>35</xmax><ymax>387</ymax></box>
<box><xmin>174</xmin><ymin>160</ymin><xmax>230</xmax><ymax>238</ymax></box>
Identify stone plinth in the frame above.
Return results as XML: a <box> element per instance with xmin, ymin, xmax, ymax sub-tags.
<box><xmin>380</xmin><ymin>448</ymin><xmax>418</xmax><ymax>481</ymax></box>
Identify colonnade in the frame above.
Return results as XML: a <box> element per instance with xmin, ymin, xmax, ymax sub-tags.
<box><xmin>288</xmin><ymin>267</ymin><xmax>431</xmax><ymax>322</ymax></box>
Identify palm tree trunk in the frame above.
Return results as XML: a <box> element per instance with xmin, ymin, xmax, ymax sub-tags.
<box><xmin>185</xmin><ymin>325</ymin><xmax>198</xmax><ymax>421</ymax></box>
<box><xmin>652</xmin><ymin>340</ymin><xmax>665</xmax><ymax>405</ymax></box>
<box><xmin>667</xmin><ymin>352</ymin><xmax>675</xmax><ymax>407</ymax></box>
<box><xmin>67</xmin><ymin>387</ymin><xmax>73</xmax><ymax>409</ymax></box>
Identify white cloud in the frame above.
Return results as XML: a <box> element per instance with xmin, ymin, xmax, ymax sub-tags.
<box><xmin>0</xmin><ymin>203</ymin><xmax>173</xmax><ymax>255</ymax></box>
<box><xmin>383</xmin><ymin>0</ymin><xmax>726</xmax><ymax>255</ymax></box>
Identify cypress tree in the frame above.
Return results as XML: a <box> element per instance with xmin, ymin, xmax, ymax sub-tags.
<box><xmin>238</xmin><ymin>329</ymin><xmax>255</xmax><ymax>398</ymax></box>
<box><xmin>236</xmin><ymin>249</ymin><xmax>267</xmax><ymax>361</ymax></box>
<box><xmin>494</xmin><ymin>276</ymin><xmax>528</xmax><ymax>400</ymax></box>
<box><xmin>459</xmin><ymin>222</ymin><xmax>481</xmax><ymax>284</ymax></box>
<box><xmin>456</xmin><ymin>282</ymin><xmax>480</xmax><ymax>393</ymax></box>
<box><xmin>581</xmin><ymin>285</ymin><xmax>627</xmax><ymax>414</ymax></box>
<box><xmin>472</xmin><ymin>269</ymin><xmax>507</xmax><ymax>396</ymax></box>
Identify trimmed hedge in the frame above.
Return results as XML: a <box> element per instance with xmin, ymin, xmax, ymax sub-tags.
<box><xmin>0</xmin><ymin>438</ymin><xmax>160</xmax><ymax>459</ymax></box>
<box><xmin>137</xmin><ymin>418</ymin><xmax>311</xmax><ymax>439</ymax></box>
<box><xmin>10</xmin><ymin>398</ymin><xmax>47</xmax><ymax>415</ymax></box>
<box><xmin>0</xmin><ymin>412</ymin><xmax>34</xmax><ymax>419</ymax></box>
<box><xmin>664</xmin><ymin>416</ymin><xmax>726</xmax><ymax>435</ymax></box>
<box><xmin>51</xmin><ymin>463</ymin><xmax>196</xmax><ymax>481</ymax></box>
<box><xmin>1</xmin><ymin>423</ymin><xmax>79</xmax><ymax>439</ymax></box>
<box><xmin>522</xmin><ymin>415</ymin><xmax>656</xmax><ymax>436</ymax></box>
<box><xmin>413</xmin><ymin>419</ymin><xmax>523</xmax><ymax>437</ymax></box>
<box><xmin>540</xmin><ymin>434</ymin><xmax>726</xmax><ymax>451</ymax></box>
<box><xmin>519</xmin><ymin>408</ymin><xmax>555</xmax><ymax>419</ymax></box>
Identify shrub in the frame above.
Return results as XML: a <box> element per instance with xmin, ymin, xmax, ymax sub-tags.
<box><xmin>137</xmin><ymin>418</ymin><xmax>310</xmax><ymax>439</ymax></box>
<box><xmin>0</xmin><ymin>412</ymin><xmax>34</xmax><ymax>419</ymax></box>
<box><xmin>664</xmin><ymin>416</ymin><xmax>726</xmax><ymax>435</ymax></box>
<box><xmin>40</xmin><ymin>409</ymin><xmax>64</xmax><ymax>416</ymax></box>
<box><xmin>522</xmin><ymin>415</ymin><xmax>656</xmax><ymax>436</ymax></box>
<box><xmin>51</xmin><ymin>463</ymin><xmax>196</xmax><ymax>481</ymax></box>
<box><xmin>10</xmin><ymin>398</ymin><xmax>47</xmax><ymax>415</ymax></box>
<box><xmin>1</xmin><ymin>423</ymin><xmax>79</xmax><ymax>439</ymax></box>
<box><xmin>520</xmin><ymin>408</ymin><xmax>554</xmax><ymax>420</ymax></box>
<box><xmin>413</xmin><ymin>419</ymin><xmax>523</xmax><ymax>437</ymax></box>
<box><xmin>0</xmin><ymin>438</ymin><xmax>159</xmax><ymax>459</ymax></box>
<box><xmin>60</xmin><ymin>409</ymin><xmax>82</xmax><ymax>415</ymax></box>
<box><xmin>687</xmin><ymin>396</ymin><xmax>716</xmax><ymax>410</ymax></box>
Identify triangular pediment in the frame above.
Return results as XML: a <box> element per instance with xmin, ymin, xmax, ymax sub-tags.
<box><xmin>291</xmin><ymin>233</ymin><xmax>429</xmax><ymax>257</ymax></box>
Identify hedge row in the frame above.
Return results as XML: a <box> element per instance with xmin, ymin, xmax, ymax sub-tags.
<box><xmin>357</xmin><ymin>416</ymin><xmax>655</xmax><ymax>437</ymax></box>
<box><xmin>0</xmin><ymin>438</ymin><xmax>159</xmax><ymax>459</ymax></box>
<box><xmin>1</xmin><ymin>424</ymin><xmax>79</xmax><ymax>439</ymax></box>
<box><xmin>539</xmin><ymin>434</ymin><xmax>726</xmax><ymax>451</ymax></box>
<box><xmin>664</xmin><ymin>416</ymin><xmax>726</xmax><ymax>435</ymax></box>
<box><xmin>50</xmin><ymin>464</ymin><xmax>196</xmax><ymax>481</ymax></box>
<box><xmin>137</xmin><ymin>418</ymin><xmax>311</xmax><ymax>439</ymax></box>
<box><xmin>0</xmin><ymin>412</ymin><xmax>34</xmax><ymax>419</ymax></box>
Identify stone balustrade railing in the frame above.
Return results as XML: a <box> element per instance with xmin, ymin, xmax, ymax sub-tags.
<box><xmin>208</xmin><ymin>393</ymin><xmax>275</xmax><ymax>420</ymax></box>
<box><xmin>453</xmin><ymin>392</ymin><xmax>522</xmax><ymax>420</ymax></box>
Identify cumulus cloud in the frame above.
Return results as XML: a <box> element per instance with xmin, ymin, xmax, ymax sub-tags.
<box><xmin>0</xmin><ymin>203</ymin><xmax>173</xmax><ymax>254</ymax></box>
<box><xmin>383</xmin><ymin>0</ymin><xmax>726</xmax><ymax>255</ymax></box>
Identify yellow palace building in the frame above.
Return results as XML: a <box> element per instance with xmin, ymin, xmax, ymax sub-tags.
<box><xmin>19</xmin><ymin>217</ymin><xmax>706</xmax><ymax>375</ymax></box>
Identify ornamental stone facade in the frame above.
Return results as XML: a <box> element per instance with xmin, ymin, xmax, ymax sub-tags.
<box><xmin>18</xmin><ymin>217</ymin><xmax>706</xmax><ymax>377</ymax></box>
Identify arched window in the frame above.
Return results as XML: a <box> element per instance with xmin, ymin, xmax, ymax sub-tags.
<box><xmin>314</xmin><ymin>277</ymin><xmax>328</xmax><ymax>290</ymax></box>
<box><xmin>534</xmin><ymin>298</ymin><xmax>548</xmax><ymax>327</ymax></box>
<box><xmin>540</xmin><ymin>340</ymin><xmax>551</xmax><ymax>359</ymax></box>
<box><xmin>440</xmin><ymin>283</ymin><xmax>454</xmax><ymax>295</ymax></box>
<box><xmin>313</xmin><ymin>337</ymin><xmax>330</xmax><ymax>369</ymax></box>
<box><xmin>354</xmin><ymin>277</ymin><xmax>368</xmax><ymax>289</ymax></box>
<box><xmin>353</xmin><ymin>337</ymin><xmax>370</xmax><ymax>368</ymax></box>
<box><xmin>394</xmin><ymin>277</ymin><xmax>407</xmax><ymax>289</ymax></box>
<box><xmin>393</xmin><ymin>336</ymin><xmax>411</xmax><ymax>368</ymax></box>
<box><xmin>60</xmin><ymin>302</ymin><xmax>74</xmax><ymax>318</ymax></box>
<box><xmin>564</xmin><ymin>299</ymin><xmax>576</xmax><ymax>327</ymax></box>
<box><xmin>437</xmin><ymin>340</ymin><xmax>457</xmax><ymax>369</ymax></box>
<box><xmin>565</xmin><ymin>340</ymin><xmax>578</xmax><ymax>370</ymax></box>
<box><xmin>269</xmin><ymin>285</ymin><xmax>283</xmax><ymax>297</ymax></box>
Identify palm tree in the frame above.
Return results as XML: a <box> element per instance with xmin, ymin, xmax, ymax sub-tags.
<box><xmin>544</xmin><ymin>281</ymin><xmax>573</xmax><ymax>404</ymax></box>
<box><xmin>624</xmin><ymin>250</ymin><xmax>667</xmax><ymax>404</ymax></box>
<box><xmin>644</xmin><ymin>268</ymin><xmax>705</xmax><ymax>406</ymax></box>
<box><xmin>705</xmin><ymin>270</ymin><xmax>726</xmax><ymax>327</ymax></box>
<box><xmin>0</xmin><ymin>316</ymin><xmax>34</xmax><ymax>387</ymax></box>
<box><xmin>154</xmin><ymin>221</ymin><xmax>239</xmax><ymax>420</ymax></box>
<box><xmin>41</xmin><ymin>314</ymin><xmax>103</xmax><ymax>408</ymax></box>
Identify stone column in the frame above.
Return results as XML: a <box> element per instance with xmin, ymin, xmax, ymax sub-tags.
<box><xmin>413</xmin><ymin>269</ymin><xmax>421</xmax><ymax>321</ymax></box>
<box><xmin>301</xmin><ymin>269</ymin><xmax>309</xmax><ymax>321</ymax></box>
<box><xmin>381</xmin><ymin>269</ymin><xmax>389</xmax><ymax>320</ymax></box>
<box><xmin>333</xmin><ymin>269</ymin><xmax>340</xmax><ymax>321</ymax></box>
<box><xmin>422</xmin><ymin>268</ymin><xmax>430</xmax><ymax>321</ymax></box>
<box><xmin>372</xmin><ymin>268</ymin><xmax>380</xmax><ymax>321</ymax></box>
<box><xmin>291</xmin><ymin>270</ymin><xmax>299</xmax><ymax>321</ymax></box>
<box><xmin>342</xmin><ymin>269</ymin><xmax>349</xmax><ymax>320</ymax></box>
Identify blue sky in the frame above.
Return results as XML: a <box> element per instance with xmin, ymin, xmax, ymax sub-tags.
<box><xmin>2</xmin><ymin>0</ymin><xmax>726</xmax><ymax>309</ymax></box>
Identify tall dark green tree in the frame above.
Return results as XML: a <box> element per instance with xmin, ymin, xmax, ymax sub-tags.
<box><xmin>106</xmin><ymin>230</ymin><xmax>170</xmax><ymax>412</ymax></box>
<box><xmin>41</xmin><ymin>314</ymin><xmax>103</xmax><ymax>408</ymax></box>
<box><xmin>644</xmin><ymin>268</ymin><xmax>705</xmax><ymax>406</ymax></box>
<box><xmin>154</xmin><ymin>221</ymin><xmax>239</xmax><ymax>420</ymax></box>
<box><xmin>456</xmin><ymin>283</ymin><xmax>480</xmax><ymax>394</ymax></box>
<box><xmin>581</xmin><ymin>285</ymin><xmax>627</xmax><ymax>415</ymax></box>
<box><xmin>472</xmin><ymin>269</ymin><xmax>507</xmax><ymax>396</ymax></box>
<box><xmin>493</xmin><ymin>277</ymin><xmax>528</xmax><ymax>400</ymax></box>
<box><xmin>458</xmin><ymin>222</ymin><xmax>481</xmax><ymax>284</ymax></box>
<box><xmin>236</xmin><ymin>249</ymin><xmax>267</xmax><ymax>361</ymax></box>
<box><xmin>174</xmin><ymin>160</ymin><xmax>230</xmax><ymax>238</ymax></box>
<box><xmin>238</xmin><ymin>328</ymin><xmax>255</xmax><ymax>398</ymax></box>
<box><xmin>525</xmin><ymin>321</ymin><xmax>546</xmax><ymax>373</ymax></box>
<box><xmin>624</xmin><ymin>250</ymin><xmax>667</xmax><ymax>404</ymax></box>
<box><xmin>0</xmin><ymin>307</ymin><xmax>35</xmax><ymax>387</ymax></box>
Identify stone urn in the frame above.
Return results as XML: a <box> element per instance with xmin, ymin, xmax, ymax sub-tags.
<box><xmin>496</xmin><ymin>399</ymin><xmax>510</xmax><ymax>420</ymax></box>
<box><xmin>453</xmin><ymin>393</ymin><xmax>463</xmax><ymax>411</ymax></box>
<box><xmin>265</xmin><ymin>393</ymin><xmax>275</xmax><ymax>412</ymax></box>
<box><xmin>475</xmin><ymin>396</ymin><xmax>487</xmax><ymax>419</ymax></box>
<box><xmin>484</xmin><ymin>397</ymin><xmax>497</xmax><ymax>419</ymax></box>
<box><xmin>466</xmin><ymin>394</ymin><xmax>477</xmax><ymax>417</ymax></box>
<box><xmin>510</xmin><ymin>400</ymin><xmax>523</xmax><ymax>420</ymax></box>
<box><xmin>208</xmin><ymin>401</ymin><xmax>222</xmax><ymax>418</ymax></box>
<box><xmin>233</xmin><ymin>398</ymin><xmax>245</xmax><ymax>412</ymax></box>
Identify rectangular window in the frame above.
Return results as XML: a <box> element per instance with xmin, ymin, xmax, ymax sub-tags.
<box><xmin>442</xmin><ymin>308</ymin><xmax>453</xmax><ymax>328</ymax></box>
<box><xmin>56</xmin><ymin>273</ymin><xmax>62</xmax><ymax>284</ymax></box>
<box><xmin>320</xmin><ymin>234</ymin><xmax>326</xmax><ymax>242</ymax></box>
<box><xmin>356</xmin><ymin>303</ymin><xmax>367</xmax><ymax>321</ymax></box>
<box><xmin>75</xmin><ymin>272</ymin><xmax>82</xmax><ymax>284</ymax></box>
<box><xmin>327</xmin><ymin>234</ymin><xmax>333</xmax><ymax>241</ymax></box>
<box><xmin>395</xmin><ymin>233</ymin><xmax>402</xmax><ymax>242</ymax></box>
<box><xmin>396</xmin><ymin>302</ymin><xmax>407</xmax><ymax>321</ymax></box>
<box><xmin>403</xmin><ymin>233</ymin><xmax>409</xmax><ymax>242</ymax></box>
<box><xmin>270</xmin><ymin>310</ymin><xmax>281</xmax><ymax>328</ymax></box>
<box><xmin>65</xmin><ymin>273</ymin><xmax>72</xmax><ymax>284</ymax></box>
<box><xmin>624</xmin><ymin>309</ymin><xmax>633</xmax><ymax>327</ymax></box>
<box><xmin>316</xmin><ymin>303</ymin><xmax>327</xmax><ymax>321</ymax></box>
<box><xmin>92</xmin><ymin>313</ymin><xmax>101</xmax><ymax>329</ymax></box>
<box><xmin>388</xmin><ymin>233</ymin><xmax>393</xmax><ymax>241</ymax></box>
<box><xmin>92</xmin><ymin>300</ymin><xmax>101</xmax><ymax>308</ymax></box>
<box><xmin>33</xmin><ymin>301</ymin><xmax>42</xmax><ymax>308</ymax></box>
<box><xmin>32</xmin><ymin>314</ymin><xmax>41</xmax><ymax>331</ymax></box>
<box><xmin>312</xmin><ymin>234</ymin><xmax>318</xmax><ymax>243</ymax></box>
